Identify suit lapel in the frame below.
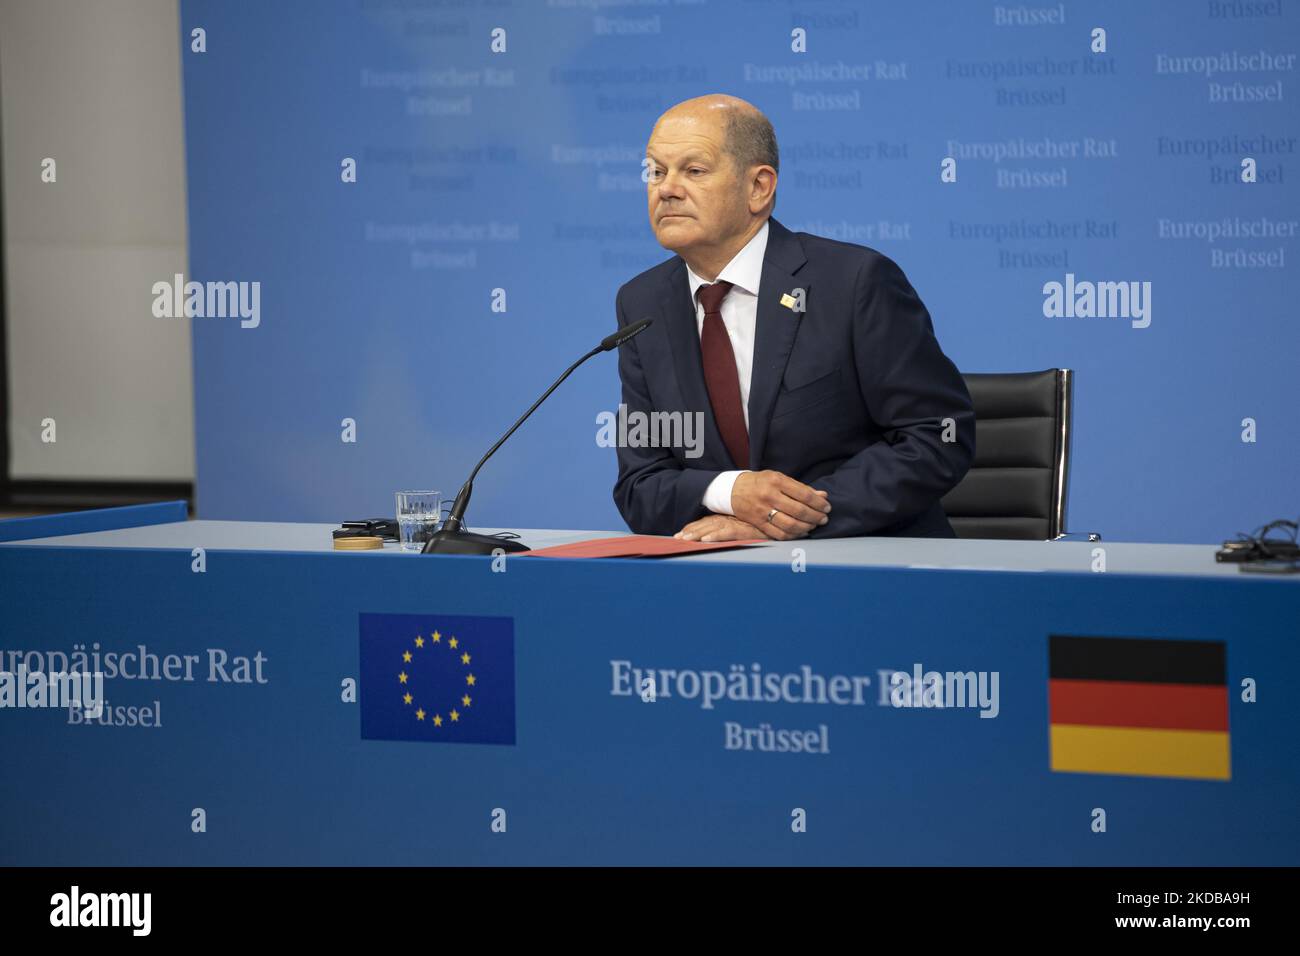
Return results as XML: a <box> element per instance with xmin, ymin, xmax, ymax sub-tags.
<box><xmin>658</xmin><ymin>261</ymin><xmax>733</xmax><ymax>468</ymax></box>
<box><xmin>746</xmin><ymin>218</ymin><xmax>808</xmax><ymax>469</ymax></box>
<box><xmin>656</xmin><ymin>217</ymin><xmax>809</xmax><ymax>471</ymax></box>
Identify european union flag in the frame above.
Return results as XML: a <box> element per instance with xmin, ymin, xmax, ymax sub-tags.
<box><xmin>359</xmin><ymin>613</ymin><xmax>515</xmax><ymax>745</ymax></box>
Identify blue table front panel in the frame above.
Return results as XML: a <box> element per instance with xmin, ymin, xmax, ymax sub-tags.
<box><xmin>0</xmin><ymin>545</ymin><xmax>1295</xmax><ymax>865</ymax></box>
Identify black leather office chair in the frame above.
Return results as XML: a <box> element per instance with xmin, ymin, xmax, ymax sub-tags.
<box><xmin>942</xmin><ymin>369</ymin><xmax>1093</xmax><ymax>541</ymax></box>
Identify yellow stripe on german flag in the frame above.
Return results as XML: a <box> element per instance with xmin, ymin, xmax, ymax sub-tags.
<box><xmin>1049</xmin><ymin>636</ymin><xmax>1230</xmax><ymax>781</ymax></box>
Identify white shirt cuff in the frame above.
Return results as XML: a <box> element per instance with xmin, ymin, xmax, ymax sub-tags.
<box><xmin>702</xmin><ymin>470</ymin><xmax>748</xmax><ymax>516</ymax></box>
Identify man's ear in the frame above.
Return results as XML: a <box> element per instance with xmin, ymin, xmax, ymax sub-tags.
<box><xmin>748</xmin><ymin>166</ymin><xmax>777</xmax><ymax>215</ymax></box>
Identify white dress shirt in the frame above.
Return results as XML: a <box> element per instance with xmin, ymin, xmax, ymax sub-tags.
<box><xmin>684</xmin><ymin>219</ymin><xmax>768</xmax><ymax>516</ymax></box>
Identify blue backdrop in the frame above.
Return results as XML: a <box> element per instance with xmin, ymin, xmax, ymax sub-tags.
<box><xmin>179</xmin><ymin>0</ymin><xmax>1299</xmax><ymax>542</ymax></box>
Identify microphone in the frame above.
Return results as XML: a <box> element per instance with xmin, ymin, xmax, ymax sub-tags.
<box><xmin>600</xmin><ymin>317</ymin><xmax>652</xmax><ymax>352</ymax></box>
<box><xmin>422</xmin><ymin>317</ymin><xmax>654</xmax><ymax>555</ymax></box>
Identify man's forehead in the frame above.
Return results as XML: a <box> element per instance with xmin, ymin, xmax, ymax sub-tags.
<box><xmin>646</xmin><ymin>128</ymin><xmax>723</xmax><ymax>160</ymax></box>
<box><xmin>651</xmin><ymin>107</ymin><xmax>725</xmax><ymax>138</ymax></box>
<box><xmin>646</xmin><ymin>144</ymin><xmax>717</xmax><ymax>162</ymax></box>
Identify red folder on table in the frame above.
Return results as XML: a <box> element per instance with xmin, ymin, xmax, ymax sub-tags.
<box><xmin>522</xmin><ymin>534</ymin><xmax>767</xmax><ymax>559</ymax></box>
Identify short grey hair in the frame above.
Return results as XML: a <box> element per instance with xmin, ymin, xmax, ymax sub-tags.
<box><xmin>724</xmin><ymin>111</ymin><xmax>779</xmax><ymax>173</ymax></box>
<box><xmin>724</xmin><ymin>110</ymin><xmax>778</xmax><ymax>211</ymax></box>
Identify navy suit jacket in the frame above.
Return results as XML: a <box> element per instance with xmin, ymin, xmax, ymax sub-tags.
<box><xmin>612</xmin><ymin>217</ymin><xmax>975</xmax><ymax>538</ymax></box>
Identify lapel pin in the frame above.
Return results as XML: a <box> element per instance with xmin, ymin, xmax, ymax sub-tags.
<box><xmin>779</xmin><ymin>288</ymin><xmax>805</xmax><ymax>312</ymax></box>
<box><xmin>779</xmin><ymin>293</ymin><xmax>797</xmax><ymax>310</ymax></box>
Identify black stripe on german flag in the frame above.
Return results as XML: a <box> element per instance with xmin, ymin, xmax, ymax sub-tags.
<box><xmin>1050</xmin><ymin>635</ymin><xmax>1225</xmax><ymax>685</ymax></box>
<box><xmin>1048</xmin><ymin>635</ymin><xmax>1230</xmax><ymax>781</ymax></box>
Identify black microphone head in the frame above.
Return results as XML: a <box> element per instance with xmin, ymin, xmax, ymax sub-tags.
<box><xmin>600</xmin><ymin>317</ymin><xmax>654</xmax><ymax>352</ymax></box>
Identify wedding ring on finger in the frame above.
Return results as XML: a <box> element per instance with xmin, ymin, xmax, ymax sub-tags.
<box><xmin>767</xmin><ymin>508</ymin><xmax>779</xmax><ymax>524</ymax></box>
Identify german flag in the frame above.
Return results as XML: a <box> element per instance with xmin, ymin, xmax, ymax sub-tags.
<box><xmin>1049</xmin><ymin>635</ymin><xmax>1230</xmax><ymax>781</ymax></box>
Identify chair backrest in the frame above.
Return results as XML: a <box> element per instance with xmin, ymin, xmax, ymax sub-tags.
<box><xmin>941</xmin><ymin>369</ymin><xmax>1073</xmax><ymax>540</ymax></box>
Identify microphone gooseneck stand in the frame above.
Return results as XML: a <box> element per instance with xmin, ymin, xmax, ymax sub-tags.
<box><xmin>422</xmin><ymin>319</ymin><xmax>653</xmax><ymax>555</ymax></box>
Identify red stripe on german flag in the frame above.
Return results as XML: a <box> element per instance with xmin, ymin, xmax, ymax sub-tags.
<box><xmin>1049</xmin><ymin>679</ymin><xmax>1228</xmax><ymax>732</ymax></box>
<box><xmin>1049</xmin><ymin>636</ymin><xmax>1230</xmax><ymax>781</ymax></box>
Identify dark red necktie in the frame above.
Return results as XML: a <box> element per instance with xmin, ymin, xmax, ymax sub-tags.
<box><xmin>696</xmin><ymin>281</ymin><xmax>749</xmax><ymax>468</ymax></box>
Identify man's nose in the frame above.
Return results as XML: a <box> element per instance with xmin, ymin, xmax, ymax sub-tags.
<box><xmin>655</xmin><ymin>172</ymin><xmax>686</xmax><ymax>200</ymax></box>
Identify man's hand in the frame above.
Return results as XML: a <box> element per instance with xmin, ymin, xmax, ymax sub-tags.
<box><xmin>730</xmin><ymin>470</ymin><xmax>831</xmax><ymax>541</ymax></box>
<box><xmin>674</xmin><ymin>515</ymin><xmax>769</xmax><ymax>543</ymax></box>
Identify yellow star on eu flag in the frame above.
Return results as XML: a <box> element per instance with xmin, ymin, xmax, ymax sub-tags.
<box><xmin>359</xmin><ymin>613</ymin><xmax>515</xmax><ymax>746</ymax></box>
<box><xmin>400</xmin><ymin>632</ymin><xmax>478</xmax><ymax>728</ymax></box>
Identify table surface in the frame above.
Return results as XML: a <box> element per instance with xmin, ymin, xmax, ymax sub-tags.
<box><xmin>2</xmin><ymin>519</ymin><xmax>1290</xmax><ymax>580</ymax></box>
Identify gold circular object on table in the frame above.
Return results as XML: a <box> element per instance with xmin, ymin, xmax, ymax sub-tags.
<box><xmin>333</xmin><ymin>535</ymin><xmax>384</xmax><ymax>551</ymax></box>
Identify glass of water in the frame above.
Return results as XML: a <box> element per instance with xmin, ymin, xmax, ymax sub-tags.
<box><xmin>395</xmin><ymin>490</ymin><xmax>441</xmax><ymax>552</ymax></box>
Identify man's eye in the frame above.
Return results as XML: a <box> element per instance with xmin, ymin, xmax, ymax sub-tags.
<box><xmin>689</xmin><ymin>168</ymin><xmax>705</xmax><ymax>175</ymax></box>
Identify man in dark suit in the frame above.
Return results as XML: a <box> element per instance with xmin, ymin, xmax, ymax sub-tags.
<box><xmin>613</xmin><ymin>94</ymin><xmax>974</xmax><ymax>542</ymax></box>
